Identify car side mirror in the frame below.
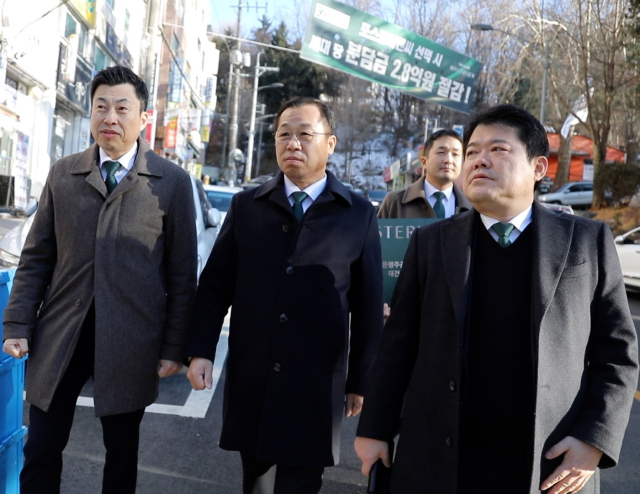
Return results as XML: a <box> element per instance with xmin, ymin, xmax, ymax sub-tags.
<box><xmin>207</xmin><ymin>208</ymin><xmax>221</xmax><ymax>227</ymax></box>
<box><xmin>615</xmin><ymin>235</ymin><xmax>625</xmax><ymax>244</ymax></box>
<box><xmin>24</xmin><ymin>198</ymin><xmax>38</xmax><ymax>217</ymax></box>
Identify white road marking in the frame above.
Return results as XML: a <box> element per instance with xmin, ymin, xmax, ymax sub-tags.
<box><xmin>70</xmin><ymin>315</ymin><xmax>230</xmax><ymax>417</ymax></box>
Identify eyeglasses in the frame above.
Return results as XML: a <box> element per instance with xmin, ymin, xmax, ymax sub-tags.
<box><xmin>274</xmin><ymin>130</ymin><xmax>332</xmax><ymax>144</ymax></box>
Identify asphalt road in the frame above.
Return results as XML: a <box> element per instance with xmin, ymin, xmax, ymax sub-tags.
<box><xmin>9</xmin><ymin>248</ymin><xmax>640</xmax><ymax>492</ymax></box>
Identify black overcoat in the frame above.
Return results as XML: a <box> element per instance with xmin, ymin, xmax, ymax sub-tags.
<box><xmin>357</xmin><ymin>203</ymin><xmax>639</xmax><ymax>493</ymax></box>
<box><xmin>189</xmin><ymin>171</ymin><xmax>384</xmax><ymax>467</ymax></box>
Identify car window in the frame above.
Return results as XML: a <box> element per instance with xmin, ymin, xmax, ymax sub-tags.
<box><xmin>582</xmin><ymin>183</ymin><xmax>593</xmax><ymax>191</ymax></box>
<box><xmin>206</xmin><ymin>191</ymin><xmax>235</xmax><ymax>212</ymax></box>
<box><xmin>566</xmin><ymin>185</ymin><xmax>580</xmax><ymax>192</ymax></box>
<box><xmin>625</xmin><ymin>232</ymin><xmax>640</xmax><ymax>244</ymax></box>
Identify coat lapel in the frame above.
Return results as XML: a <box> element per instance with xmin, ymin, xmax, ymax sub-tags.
<box><xmin>531</xmin><ymin>202</ymin><xmax>573</xmax><ymax>334</ymax></box>
<box><xmin>441</xmin><ymin>211</ymin><xmax>475</xmax><ymax>338</ymax></box>
<box><xmin>71</xmin><ymin>139</ymin><xmax>162</xmax><ymax>202</ymax></box>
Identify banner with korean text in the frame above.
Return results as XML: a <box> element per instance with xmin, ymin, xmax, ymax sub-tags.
<box><xmin>301</xmin><ymin>0</ymin><xmax>483</xmax><ymax>113</ymax></box>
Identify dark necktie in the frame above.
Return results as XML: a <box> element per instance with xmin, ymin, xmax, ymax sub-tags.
<box><xmin>291</xmin><ymin>191</ymin><xmax>308</xmax><ymax>223</ymax></box>
<box><xmin>103</xmin><ymin>160</ymin><xmax>120</xmax><ymax>194</ymax></box>
<box><xmin>433</xmin><ymin>191</ymin><xmax>445</xmax><ymax>218</ymax></box>
<box><xmin>492</xmin><ymin>222</ymin><xmax>515</xmax><ymax>247</ymax></box>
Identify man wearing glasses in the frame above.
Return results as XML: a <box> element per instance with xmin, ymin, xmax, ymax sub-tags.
<box><xmin>187</xmin><ymin>97</ymin><xmax>383</xmax><ymax>493</ymax></box>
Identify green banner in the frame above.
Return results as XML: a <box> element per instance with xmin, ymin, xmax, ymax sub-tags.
<box><xmin>301</xmin><ymin>0</ymin><xmax>483</xmax><ymax>113</ymax></box>
<box><xmin>379</xmin><ymin>219</ymin><xmax>439</xmax><ymax>304</ymax></box>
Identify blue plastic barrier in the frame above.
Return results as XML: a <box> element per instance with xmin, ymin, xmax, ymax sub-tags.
<box><xmin>0</xmin><ymin>268</ymin><xmax>26</xmax><ymax>494</ymax></box>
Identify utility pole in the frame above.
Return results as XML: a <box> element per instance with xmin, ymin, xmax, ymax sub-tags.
<box><xmin>143</xmin><ymin>0</ymin><xmax>165</xmax><ymax>149</ymax></box>
<box><xmin>227</xmin><ymin>0</ymin><xmax>243</xmax><ymax>184</ymax></box>
<box><xmin>245</xmin><ymin>52</ymin><xmax>279</xmax><ymax>182</ymax></box>
<box><xmin>226</xmin><ymin>0</ymin><xmax>269</xmax><ymax>184</ymax></box>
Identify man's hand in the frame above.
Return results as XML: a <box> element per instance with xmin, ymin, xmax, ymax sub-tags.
<box><xmin>3</xmin><ymin>338</ymin><xmax>28</xmax><ymax>359</ymax></box>
<box><xmin>157</xmin><ymin>359</ymin><xmax>183</xmax><ymax>378</ymax></box>
<box><xmin>540</xmin><ymin>436</ymin><xmax>603</xmax><ymax>493</ymax></box>
<box><xmin>186</xmin><ymin>357</ymin><xmax>213</xmax><ymax>390</ymax></box>
<box><xmin>355</xmin><ymin>436</ymin><xmax>391</xmax><ymax>476</ymax></box>
<box><xmin>383</xmin><ymin>303</ymin><xmax>390</xmax><ymax>319</ymax></box>
<box><xmin>345</xmin><ymin>393</ymin><xmax>363</xmax><ymax>417</ymax></box>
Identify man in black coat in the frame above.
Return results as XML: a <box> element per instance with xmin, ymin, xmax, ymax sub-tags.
<box><xmin>355</xmin><ymin>104</ymin><xmax>638</xmax><ymax>493</ymax></box>
<box><xmin>187</xmin><ymin>97</ymin><xmax>383</xmax><ymax>493</ymax></box>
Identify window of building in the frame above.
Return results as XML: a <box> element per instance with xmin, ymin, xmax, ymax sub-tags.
<box><xmin>95</xmin><ymin>46</ymin><xmax>107</xmax><ymax>72</ymax></box>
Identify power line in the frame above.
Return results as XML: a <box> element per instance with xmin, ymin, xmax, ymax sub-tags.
<box><xmin>158</xmin><ymin>25</ymin><xmax>207</xmax><ymax>108</ymax></box>
<box><xmin>160</xmin><ymin>25</ymin><xmax>300</xmax><ymax>55</ymax></box>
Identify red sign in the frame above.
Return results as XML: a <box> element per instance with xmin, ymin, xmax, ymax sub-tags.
<box><xmin>163</xmin><ymin>115</ymin><xmax>178</xmax><ymax>151</ymax></box>
<box><xmin>144</xmin><ymin>109</ymin><xmax>155</xmax><ymax>145</ymax></box>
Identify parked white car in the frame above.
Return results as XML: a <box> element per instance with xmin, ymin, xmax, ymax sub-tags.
<box><xmin>0</xmin><ymin>176</ymin><xmax>221</xmax><ymax>280</ymax></box>
<box><xmin>203</xmin><ymin>184</ymin><xmax>242</xmax><ymax>224</ymax></box>
<box><xmin>537</xmin><ymin>181</ymin><xmax>593</xmax><ymax>208</ymax></box>
<box><xmin>615</xmin><ymin>226</ymin><xmax>640</xmax><ymax>291</ymax></box>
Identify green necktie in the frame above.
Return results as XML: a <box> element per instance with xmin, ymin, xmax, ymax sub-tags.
<box><xmin>291</xmin><ymin>191</ymin><xmax>308</xmax><ymax>223</ymax></box>
<box><xmin>492</xmin><ymin>222</ymin><xmax>515</xmax><ymax>247</ymax></box>
<box><xmin>103</xmin><ymin>160</ymin><xmax>120</xmax><ymax>194</ymax></box>
<box><xmin>433</xmin><ymin>191</ymin><xmax>445</xmax><ymax>218</ymax></box>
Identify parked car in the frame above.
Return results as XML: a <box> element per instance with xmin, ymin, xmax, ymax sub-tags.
<box><xmin>539</xmin><ymin>203</ymin><xmax>574</xmax><ymax>214</ymax></box>
<box><xmin>537</xmin><ymin>181</ymin><xmax>593</xmax><ymax>208</ymax></box>
<box><xmin>0</xmin><ymin>176</ymin><xmax>221</xmax><ymax>280</ymax></box>
<box><xmin>203</xmin><ymin>184</ymin><xmax>242</xmax><ymax>224</ymax></box>
<box><xmin>240</xmin><ymin>175</ymin><xmax>274</xmax><ymax>189</ymax></box>
<box><xmin>537</xmin><ymin>176</ymin><xmax>553</xmax><ymax>194</ymax></box>
<box><xmin>615</xmin><ymin>226</ymin><xmax>640</xmax><ymax>291</ymax></box>
<box><xmin>367</xmin><ymin>189</ymin><xmax>388</xmax><ymax>209</ymax></box>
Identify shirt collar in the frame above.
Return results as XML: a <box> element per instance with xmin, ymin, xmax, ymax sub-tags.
<box><xmin>480</xmin><ymin>205</ymin><xmax>533</xmax><ymax>232</ymax></box>
<box><xmin>283</xmin><ymin>174</ymin><xmax>327</xmax><ymax>201</ymax></box>
<box><xmin>99</xmin><ymin>142</ymin><xmax>138</xmax><ymax>171</ymax></box>
<box><xmin>423</xmin><ymin>178</ymin><xmax>454</xmax><ymax>200</ymax></box>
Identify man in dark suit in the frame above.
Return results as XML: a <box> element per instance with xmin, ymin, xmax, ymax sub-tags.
<box><xmin>355</xmin><ymin>104</ymin><xmax>638</xmax><ymax>493</ymax></box>
<box><xmin>187</xmin><ymin>96</ymin><xmax>383</xmax><ymax>494</ymax></box>
<box><xmin>378</xmin><ymin>129</ymin><xmax>471</xmax><ymax>219</ymax></box>
<box><xmin>2</xmin><ymin>66</ymin><xmax>197</xmax><ymax>493</ymax></box>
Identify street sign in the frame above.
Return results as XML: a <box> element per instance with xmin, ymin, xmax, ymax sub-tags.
<box><xmin>301</xmin><ymin>0</ymin><xmax>483</xmax><ymax>113</ymax></box>
<box><xmin>378</xmin><ymin>219</ymin><xmax>438</xmax><ymax>303</ymax></box>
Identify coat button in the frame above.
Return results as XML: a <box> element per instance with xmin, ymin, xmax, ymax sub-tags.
<box><xmin>445</xmin><ymin>437</ymin><xmax>452</xmax><ymax>447</ymax></box>
<box><xmin>285</xmin><ymin>266</ymin><xmax>294</xmax><ymax>275</ymax></box>
<box><xmin>449</xmin><ymin>381</ymin><xmax>456</xmax><ymax>391</ymax></box>
<box><xmin>282</xmin><ymin>225</ymin><xmax>290</xmax><ymax>232</ymax></box>
<box><xmin>75</xmin><ymin>299</ymin><xmax>82</xmax><ymax>307</ymax></box>
<box><xmin>273</xmin><ymin>362</ymin><xmax>282</xmax><ymax>372</ymax></box>
<box><xmin>279</xmin><ymin>313</ymin><xmax>288</xmax><ymax>323</ymax></box>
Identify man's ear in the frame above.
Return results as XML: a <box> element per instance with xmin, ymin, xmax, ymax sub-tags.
<box><xmin>327</xmin><ymin>135</ymin><xmax>337</xmax><ymax>155</ymax></box>
<box><xmin>139</xmin><ymin>111</ymin><xmax>149</xmax><ymax>131</ymax></box>
<box><xmin>533</xmin><ymin>156</ymin><xmax>548</xmax><ymax>180</ymax></box>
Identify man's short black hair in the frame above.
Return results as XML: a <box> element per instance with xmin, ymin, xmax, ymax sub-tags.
<box><xmin>274</xmin><ymin>97</ymin><xmax>336</xmax><ymax>135</ymax></box>
<box><xmin>463</xmin><ymin>104</ymin><xmax>549</xmax><ymax>160</ymax></box>
<box><xmin>91</xmin><ymin>66</ymin><xmax>149</xmax><ymax>112</ymax></box>
<box><xmin>423</xmin><ymin>129</ymin><xmax>463</xmax><ymax>156</ymax></box>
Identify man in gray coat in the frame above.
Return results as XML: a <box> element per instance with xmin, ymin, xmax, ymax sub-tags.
<box><xmin>2</xmin><ymin>66</ymin><xmax>197</xmax><ymax>493</ymax></box>
<box><xmin>355</xmin><ymin>104</ymin><xmax>638</xmax><ymax>493</ymax></box>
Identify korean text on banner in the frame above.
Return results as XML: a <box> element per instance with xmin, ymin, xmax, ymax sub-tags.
<box><xmin>301</xmin><ymin>0</ymin><xmax>483</xmax><ymax>113</ymax></box>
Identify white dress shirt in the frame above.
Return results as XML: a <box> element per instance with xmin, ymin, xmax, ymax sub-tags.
<box><xmin>98</xmin><ymin>142</ymin><xmax>138</xmax><ymax>184</ymax></box>
<box><xmin>480</xmin><ymin>206</ymin><xmax>533</xmax><ymax>244</ymax></box>
<box><xmin>424</xmin><ymin>180</ymin><xmax>456</xmax><ymax>218</ymax></box>
<box><xmin>284</xmin><ymin>174</ymin><xmax>328</xmax><ymax>213</ymax></box>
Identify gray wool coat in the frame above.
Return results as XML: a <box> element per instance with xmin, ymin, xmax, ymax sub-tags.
<box><xmin>357</xmin><ymin>203</ymin><xmax>639</xmax><ymax>493</ymax></box>
<box><xmin>3</xmin><ymin>138</ymin><xmax>197</xmax><ymax>417</ymax></box>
